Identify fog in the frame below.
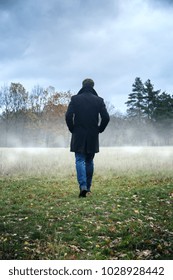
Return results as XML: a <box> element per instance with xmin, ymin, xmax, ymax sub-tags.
<box><xmin>1</xmin><ymin>147</ymin><xmax>173</xmax><ymax>178</ymax></box>
<box><xmin>1</xmin><ymin>114</ymin><xmax>173</xmax><ymax>147</ymax></box>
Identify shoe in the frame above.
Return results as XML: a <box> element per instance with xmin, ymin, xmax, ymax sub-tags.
<box><xmin>86</xmin><ymin>191</ymin><xmax>92</xmax><ymax>196</ymax></box>
<box><xmin>79</xmin><ymin>190</ymin><xmax>87</xmax><ymax>198</ymax></box>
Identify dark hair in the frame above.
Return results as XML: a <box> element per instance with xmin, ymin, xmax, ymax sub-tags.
<box><xmin>82</xmin><ymin>78</ymin><xmax>94</xmax><ymax>88</ymax></box>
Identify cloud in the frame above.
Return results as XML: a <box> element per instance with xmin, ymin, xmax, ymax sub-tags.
<box><xmin>0</xmin><ymin>0</ymin><xmax>173</xmax><ymax>112</ymax></box>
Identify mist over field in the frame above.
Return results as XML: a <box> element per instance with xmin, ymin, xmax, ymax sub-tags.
<box><xmin>1</xmin><ymin>147</ymin><xmax>173</xmax><ymax>178</ymax></box>
<box><xmin>0</xmin><ymin>118</ymin><xmax>172</xmax><ymax>148</ymax></box>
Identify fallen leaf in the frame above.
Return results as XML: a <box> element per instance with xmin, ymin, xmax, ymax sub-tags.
<box><xmin>136</xmin><ymin>250</ymin><xmax>152</xmax><ymax>258</ymax></box>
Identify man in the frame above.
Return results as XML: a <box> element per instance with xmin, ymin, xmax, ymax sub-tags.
<box><xmin>65</xmin><ymin>78</ymin><xmax>110</xmax><ymax>197</ymax></box>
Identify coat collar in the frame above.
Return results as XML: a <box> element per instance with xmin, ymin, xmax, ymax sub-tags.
<box><xmin>77</xmin><ymin>86</ymin><xmax>98</xmax><ymax>96</ymax></box>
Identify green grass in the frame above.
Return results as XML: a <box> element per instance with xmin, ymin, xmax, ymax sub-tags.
<box><xmin>0</xmin><ymin>174</ymin><xmax>173</xmax><ymax>260</ymax></box>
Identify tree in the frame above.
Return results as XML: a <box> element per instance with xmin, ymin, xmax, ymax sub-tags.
<box><xmin>9</xmin><ymin>83</ymin><xmax>28</xmax><ymax>112</ymax></box>
<box><xmin>42</xmin><ymin>91</ymin><xmax>72</xmax><ymax>147</ymax></box>
<box><xmin>154</xmin><ymin>92</ymin><xmax>173</xmax><ymax>121</ymax></box>
<box><xmin>143</xmin><ymin>79</ymin><xmax>160</xmax><ymax>121</ymax></box>
<box><xmin>0</xmin><ymin>85</ymin><xmax>12</xmax><ymax>145</ymax></box>
<box><xmin>29</xmin><ymin>85</ymin><xmax>47</xmax><ymax>114</ymax></box>
<box><xmin>125</xmin><ymin>77</ymin><xmax>145</xmax><ymax>120</ymax></box>
<box><xmin>154</xmin><ymin>92</ymin><xmax>173</xmax><ymax>145</ymax></box>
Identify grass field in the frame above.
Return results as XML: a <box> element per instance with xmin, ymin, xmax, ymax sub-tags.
<box><xmin>0</xmin><ymin>147</ymin><xmax>173</xmax><ymax>260</ymax></box>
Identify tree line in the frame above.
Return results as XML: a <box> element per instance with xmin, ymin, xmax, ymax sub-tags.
<box><xmin>124</xmin><ymin>77</ymin><xmax>173</xmax><ymax>145</ymax></box>
<box><xmin>105</xmin><ymin>77</ymin><xmax>173</xmax><ymax>146</ymax></box>
<box><xmin>126</xmin><ymin>77</ymin><xmax>173</xmax><ymax>123</ymax></box>
<box><xmin>0</xmin><ymin>78</ymin><xmax>173</xmax><ymax>147</ymax></box>
<box><xmin>0</xmin><ymin>83</ymin><xmax>71</xmax><ymax>147</ymax></box>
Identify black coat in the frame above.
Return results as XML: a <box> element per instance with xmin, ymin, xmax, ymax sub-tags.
<box><xmin>65</xmin><ymin>86</ymin><xmax>110</xmax><ymax>153</ymax></box>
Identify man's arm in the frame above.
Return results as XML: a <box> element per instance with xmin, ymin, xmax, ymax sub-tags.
<box><xmin>65</xmin><ymin>99</ymin><xmax>75</xmax><ymax>133</ymax></box>
<box><xmin>99</xmin><ymin>99</ymin><xmax>110</xmax><ymax>133</ymax></box>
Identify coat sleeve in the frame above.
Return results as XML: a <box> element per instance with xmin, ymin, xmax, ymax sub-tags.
<box><xmin>65</xmin><ymin>98</ymin><xmax>75</xmax><ymax>133</ymax></box>
<box><xmin>99</xmin><ymin>99</ymin><xmax>110</xmax><ymax>133</ymax></box>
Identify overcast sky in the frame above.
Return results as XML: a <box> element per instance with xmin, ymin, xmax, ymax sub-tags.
<box><xmin>0</xmin><ymin>0</ymin><xmax>173</xmax><ymax>112</ymax></box>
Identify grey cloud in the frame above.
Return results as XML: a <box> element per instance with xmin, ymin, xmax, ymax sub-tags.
<box><xmin>0</xmin><ymin>0</ymin><xmax>21</xmax><ymax>9</ymax></box>
<box><xmin>151</xmin><ymin>0</ymin><xmax>173</xmax><ymax>5</ymax></box>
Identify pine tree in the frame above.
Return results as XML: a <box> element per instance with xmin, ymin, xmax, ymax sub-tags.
<box><xmin>143</xmin><ymin>79</ymin><xmax>160</xmax><ymax>121</ymax></box>
<box><xmin>154</xmin><ymin>92</ymin><xmax>173</xmax><ymax>121</ymax></box>
<box><xmin>125</xmin><ymin>77</ymin><xmax>145</xmax><ymax>120</ymax></box>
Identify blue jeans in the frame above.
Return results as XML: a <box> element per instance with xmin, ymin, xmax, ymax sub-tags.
<box><xmin>75</xmin><ymin>153</ymin><xmax>95</xmax><ymax>192</ymax></box>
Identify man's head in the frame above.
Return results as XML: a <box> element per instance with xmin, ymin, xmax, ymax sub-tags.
<box><xmin>82</xmin><ymin>78</ymin><xmax>94</xmax><ymax>88</ymax></box>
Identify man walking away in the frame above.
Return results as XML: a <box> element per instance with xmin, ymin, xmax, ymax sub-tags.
<box><xmin>65</xmin><ymin>78</ymin><xmax>110</xmax><ymax>197</ymax></box>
